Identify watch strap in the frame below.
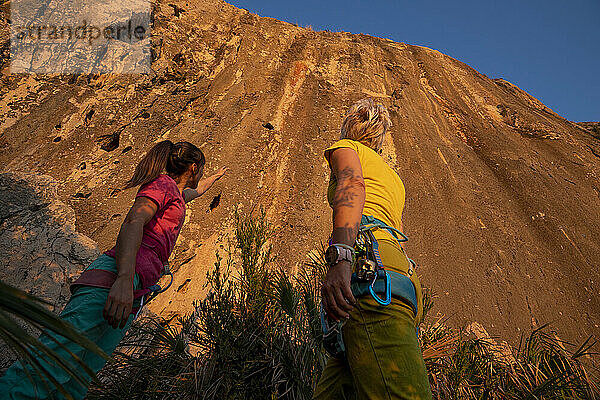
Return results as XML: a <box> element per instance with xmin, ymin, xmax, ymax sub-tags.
<box><xmin>335</xmin><ymin>243</ymin><xmax>355</xmax><ymax>253</ymax></box>
<box><xmin>331</xmin><ymin>243</ymin><xmax>355</xmax><ymax>264</ymax></box>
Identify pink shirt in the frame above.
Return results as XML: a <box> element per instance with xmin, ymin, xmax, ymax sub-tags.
<box><xmin>105</xmin><ymin>174</ymin><xmax>186</xmax><ymax>291</ymax></box>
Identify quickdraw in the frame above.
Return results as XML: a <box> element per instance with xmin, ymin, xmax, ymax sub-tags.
<box><xmin>368</xmin><ymin>268</ymin><xmax>391</xmax><ymax>306</ymax></box>
<box><xmin>353</xmin><ymin>215</ymin><xmax>414</xmax><ymax>305</ymax></box>
<box><xmin>358</xmin><ymin>215</ymin><xmax>413</xmax><ymax>277</ymax></box>
<box><xmin>144</xmin><ymin>263</ymin><xmax>174</xmax><ymax>303</ymax></box>
<box><xmin>133</xmin><ymin>263</ymin><xmax>173</xmax><ymax>319</ymax></box>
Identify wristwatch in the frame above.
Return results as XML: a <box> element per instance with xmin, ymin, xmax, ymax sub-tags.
<box><xmin>325</xmin><ymin>244</ymin><xmax>355</xmax><ymax>267</ymax></box>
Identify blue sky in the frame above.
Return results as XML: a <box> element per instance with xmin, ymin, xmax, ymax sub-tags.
<box><xmin>229</xmin><ymin>0</ymin><xmax>599</xmax><ymax>122</ymax></box>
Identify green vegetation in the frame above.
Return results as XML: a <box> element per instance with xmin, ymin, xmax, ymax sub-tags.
<box><xmin>86</xmin><ymin>210</ymin><xmax>599</xmax><ymax>399</ymax></box>
<box><xmin>423</xmin><ymin>320</ymin><xmax>599</xmax><ymax>399</ymax></box>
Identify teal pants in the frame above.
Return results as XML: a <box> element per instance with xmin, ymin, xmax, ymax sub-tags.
<box><xmin>0</xmin><ymin>254</ymin><xmax>141</xmax><ymax>400</ymax></box>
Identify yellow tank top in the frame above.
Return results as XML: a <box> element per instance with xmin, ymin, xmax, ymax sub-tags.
<box><xmin>325</xmin><ymin>139</ymin><xmax>406</xmax><ymax>253</ymax></box>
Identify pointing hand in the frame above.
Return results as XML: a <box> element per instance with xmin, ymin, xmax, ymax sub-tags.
<box><xmin>215</xmin><ymin>167</ymin><xmax>230</xmax><ymax>179</ymax></box>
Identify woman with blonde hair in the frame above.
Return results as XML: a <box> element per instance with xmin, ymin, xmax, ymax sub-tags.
<box><xmin>314</xmin><ymin>98</ymin><xmax>432</xmax><ymax>399</ymax></box>
<box><xmin>0</xmin><ymin>140</ymin><xmax>228</xmax><ymax>399</ymax></box>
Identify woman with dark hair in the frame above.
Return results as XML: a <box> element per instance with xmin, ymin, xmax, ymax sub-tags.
<box><xmin>0</xmin><ymin>140</ymin><xmax>228</xmax><ymax>399</ymax></box>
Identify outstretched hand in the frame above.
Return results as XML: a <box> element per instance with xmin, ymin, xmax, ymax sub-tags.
<box><xmin>321</xmin><ymin>260</ymin><xmax>357</xmax><ymax>321</ymax></box>
<box><xmin>103</xmin><ymin>276</ymin><xmax>134</xmax><ymax>329</ymax></box>
<box><xmin>214</xmin><ymin>167</ymin><xmax>230</xmax><ymax>179</ymax></box>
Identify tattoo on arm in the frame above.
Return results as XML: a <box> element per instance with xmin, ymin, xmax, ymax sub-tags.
<box><xmin>331</xmin><ymin>223</ymin><xmax>360</xmax><ymax>246</ymax></box>
<box><xmin>328</xmin><ymin>148</ymin><xmax>365</xmax><ymax>247</ymax></box>
<box><xmin>332</xmin><ymin>166</ymin><xmax>364</xmax><ymax>209</ymax></box>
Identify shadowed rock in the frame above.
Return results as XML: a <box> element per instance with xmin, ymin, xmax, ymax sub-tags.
<box><xmin>0</xmin><ymin>172</ymin><xmax>99</xmax><ymax>369</ymax></box>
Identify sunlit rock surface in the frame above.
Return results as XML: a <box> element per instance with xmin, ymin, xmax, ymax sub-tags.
<box><xmin>0</xmin><ymin>0</ymin><xmax>599</xmax><ymax>347</ymax></box>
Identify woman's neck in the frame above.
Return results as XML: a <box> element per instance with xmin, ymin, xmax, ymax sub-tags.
<box><xmin>168</xmin><ymin>173</ymin><xmax>188</xmax><ymax>195</ymax></box>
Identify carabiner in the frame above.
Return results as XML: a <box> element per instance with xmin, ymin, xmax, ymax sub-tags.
<box><xmin>368</xmin><ymin>270</ymin><xmax>391</xmax><ymax>306</ymax></box>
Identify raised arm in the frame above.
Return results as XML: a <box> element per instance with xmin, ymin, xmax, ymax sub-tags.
<box><xmin>322</xmin><ymin>147</ymin><xmax>366</xmax><ymax>321</ymax></box>
<box><xmin>183</xmin><ymin>167</ymin><xmax>229</xmax><ymax>203</ymax></box>
<box><xmin>103</xmin><ymin>196</ymin><xmax>157</xmax><ymax>329</ymax></box>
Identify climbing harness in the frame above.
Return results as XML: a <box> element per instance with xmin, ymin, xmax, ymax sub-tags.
<box><xmin>70</xmin><ymin>261</ymin><xmax>174</xmax><ymax>319</ymax></box>
<box><xmin>321</xmin><ymin>215</ymin><xmax>419</xmax><ymax>359</ymax></box>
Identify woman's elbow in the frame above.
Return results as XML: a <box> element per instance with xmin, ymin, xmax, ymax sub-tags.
<box><xmin>339</xmin><ymin>176</ymin><xmax>365</xmax><ymax>190</ymax></box>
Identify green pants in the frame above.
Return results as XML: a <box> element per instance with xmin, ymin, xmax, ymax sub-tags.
<box><xmin>0</xmin><ymin>254</ymin><xmax>141</xmax><ymax>400</ymax></box>
<box><xmin>313</xmin><ymin>240</ymin><xmax>432</xmax><ymax>400</ymax></box>
<box><xmin>313</xmin><ymin>298</ymin><xmax>432</xmax><ymax>400</ymax></box>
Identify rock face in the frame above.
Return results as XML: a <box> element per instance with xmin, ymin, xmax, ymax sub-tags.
<box><xmin>0</xmin><ymin>172</ymin><xmax>99</xmax><ymax>308</ymax></box>
<box><xmin>0</xmin><ymin>0</ymin><xmax>599</xmax><ymax>346</ymax></box>
<box><xmin>0</xmin><ymin>172</ymin><xmax>99</xmax><ymax>368</ymax></box>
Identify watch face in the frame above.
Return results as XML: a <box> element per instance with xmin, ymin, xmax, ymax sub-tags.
<box><xmin>325</xmin><ymin>246</ymin><xmax>338</xmax><ymax>265</ymax></box>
